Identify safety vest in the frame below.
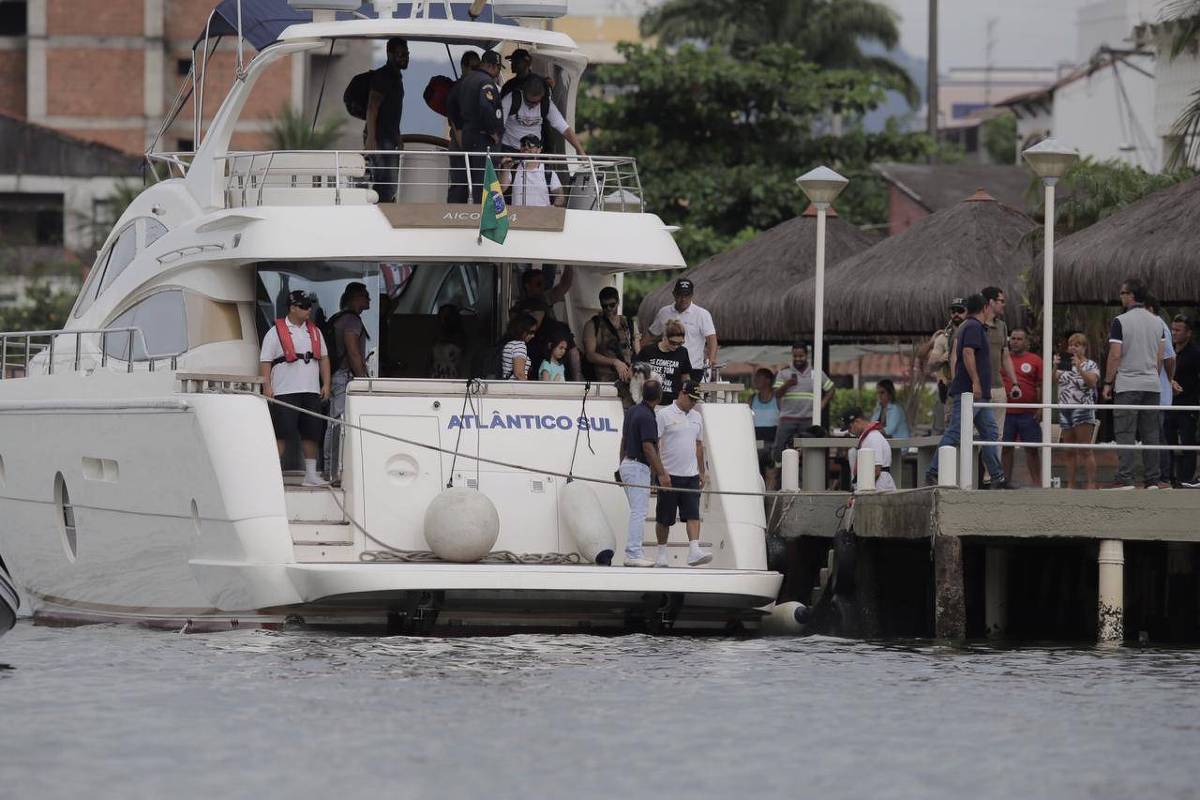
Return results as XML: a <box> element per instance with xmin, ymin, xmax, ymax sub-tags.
<box><xmin>856</xmin><ymin>421</ymin><xmax>885</xmax><ymax>448</ymax></box>
<box><xmin>271</xmin><ymin>318</ymin><xmax>322</xmax><ymax>366</ymax></box>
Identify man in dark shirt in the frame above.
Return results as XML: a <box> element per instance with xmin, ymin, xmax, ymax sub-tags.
<box><xmin>618</xmin><ymin>377</ymin><xmax>668</xmax><ymax>567</ymax></box>
<box><xmin>501</xmin><ymin>48</ymin><xmax>534</xmax><ymax>98</ymax></box>
<box><xmin>924</xmin><ymin>293</ymin><xmax>1010</xmax><ymax>488</ymax></box>
<box><xmin>634</xmin><ymin>321</ymin><xmax>692</xmax><ymax>400</ymax></box>
<box><xmin>456</xmin><ymin>51</ymin><xmax>505</xmax><ymax>202</ymax></box>
<box><xmin>446</xmin><ymin>50</ymin><xmax>481</xmax><ymax>203</ymax></box>
<box><xmin>1168</xmin><ymin>314</ymin><xmax>1200</xmax><ymax>485</ymax></box>
<box><xmin>364</xmin><ymin>38</ymin><xmax>409</xmax><ymax>203</ymax></box>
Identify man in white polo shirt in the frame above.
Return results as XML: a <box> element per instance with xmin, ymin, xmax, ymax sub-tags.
<box><xmin>654</xmin><ymin>380</ymin><xmax>712</xmax><ymax>567</ymax></box>
<box><xmin>260</xmin><ymin>290</ymin><xmax>332</xmax><ymax>486</ymax></box>
<box><xmin>643</xmin><ymin>278</ymin><xmax>718</xmax><ymax>381</ymax></box>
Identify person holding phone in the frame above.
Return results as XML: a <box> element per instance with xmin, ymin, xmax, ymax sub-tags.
<box><xmin>1057</xmin><ymin>333</ymin><xmax>1101</xmax><ymax>489</ymax></box>
<box><xmin>1001</xmin><ymin>327</ymin><xmax>1042</xmax><ymax>485</ymax></box>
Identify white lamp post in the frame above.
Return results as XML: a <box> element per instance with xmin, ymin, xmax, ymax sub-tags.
<box><xmin>796</xmin><ymin>166</ymin><xmax>849</xmax><ymax>429</ymax></box>
<box><xmin>1022</xmin><ymin>138</ymin><xmax>1078</xmax><ymax>488</ymax></box>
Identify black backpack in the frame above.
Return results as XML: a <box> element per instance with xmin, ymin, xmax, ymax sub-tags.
<box><xmin>344</xmin><ymin>71</ymin><xmax>373</xmax><ymax>120</ymax></box>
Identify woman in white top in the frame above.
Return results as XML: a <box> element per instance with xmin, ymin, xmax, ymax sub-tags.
<box><xmin>501</xmin><ymin>313</ymin><xmax>539</xmax><ymax>380</ymax></box>
<box><xmin>1056</xmin><ymin>332</ymin><xmax>1101</xmax><ymax>489</ymax></box>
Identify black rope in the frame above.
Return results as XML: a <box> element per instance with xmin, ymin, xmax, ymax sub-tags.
<box><xmin>564</xmin><ymin>381</ymin><xmax>595</xmax><ymax>483</ymax></box>
<box><xmin>311</xmin><ymin>38</ymin><xmax>337</xmax><ymax>135</ymax></box>
<box><xmin>447</xmin><ymin>377</ymin><xmax>479</xmax><ymax>487</ymax></box>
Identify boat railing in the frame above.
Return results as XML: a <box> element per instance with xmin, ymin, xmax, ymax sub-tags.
<box><xmin>147</xmin><ymin>149</ymin><xmax>644</xmax><ymax>212</ymax></box>
<box><xmin>0</xmin><ymin>327</ymin><xmax>183</xmax><ymax>379</ymax></box>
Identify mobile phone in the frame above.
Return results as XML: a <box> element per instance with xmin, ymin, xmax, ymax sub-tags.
<box><xmin>1058</xmin><ymin>352</ymin><xmax>1072</xmax><ymax>370</ymax></box>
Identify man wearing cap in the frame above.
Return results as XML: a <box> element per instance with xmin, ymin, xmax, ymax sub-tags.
<box><xmin>916</xmin><ymin>298</ymin><xmax>967</xmax><ymax>434</ymax></box>
<box><xmin>501</xmin><ymin>48</ymin><xmax>535</xmax><ymax>98</ymax></box>
<box><xmin>364</xmin><ymin>37</ymin><xmax>409</xmax><ymax>203</ymax></box>
<box><xmin>500</xmin><ymin>75</ymin><xmax>586</xmax><ymax>156</ymax></box>
<box><xmin>843</xmin><ymin>407</ymin><xmax>896</xmax><ymax>492</ymax></box>
<box><xmin>644</xmin><ymin>278</ymin><xmax>717</xmax><ymax>381</ymax></box>
<box><xmin>499</xmin><ymin>134</ymin><xmax>564</xmax><ymax>207</ymax></box>
<box><xmin>456</xmin><ymin>50</ymin><xmax>505</xmax><ymax>202</ymax></box>
<box><xmin>654</xmin><ymin>380</ymin><xmax>712</xmax><ymax>566</ymax></box>
<box><xmin>260</xmin><ymin>291</ymin><xmax>332</xmax><ymax>487</ymax></box>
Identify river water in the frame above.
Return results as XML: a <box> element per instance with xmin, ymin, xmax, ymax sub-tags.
<box><xmin>2</xmin><ymin>621</ymin><xmax>1198</xmax><ymax>799</ymax></box>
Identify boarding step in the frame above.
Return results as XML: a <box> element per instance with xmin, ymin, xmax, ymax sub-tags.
<box><xmin>293</xmin><ymin>542</ymin><xmax>358</xmax><ymax>563</ymax></box>
<box><xmin>290</xmin><ymin>521</ymin><xmax>354</xmax><ymax>546</ymax></box>
<box><xmin>285</xmin><ymin>485</ymin><xmax>347</xmax><ymax>523</ymax></box>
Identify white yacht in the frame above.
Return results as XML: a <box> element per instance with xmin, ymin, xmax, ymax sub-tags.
<box><xmin>0</xmin><ymin>0</ymin><xmax>781</xmax><ymax>634</ymax></box>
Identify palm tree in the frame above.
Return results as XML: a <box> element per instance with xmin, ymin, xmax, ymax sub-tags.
<box><xmin>639</xmin><ymin>0</ymin><xmax>918</xmax><ymax>105</ymax></box>
<box><xmin>268</xmin><ymin>104</ymin><xmax>344</xmax><ymax>150</ymax></box>
<box><xmin>1164</xmin><ymin>0</ymin><xmax>1200</xmax><ymax>169</ymax></box>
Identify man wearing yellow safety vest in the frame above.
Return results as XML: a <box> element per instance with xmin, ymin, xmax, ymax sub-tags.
<box><xmin>771</xmin><ymin>341</ymin><xmax>834</xmax><ymax>468</ymax></box>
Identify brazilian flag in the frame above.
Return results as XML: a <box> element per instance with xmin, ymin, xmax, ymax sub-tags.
<box><xmin>478</xmin><ymin>155</ymin><xmax>509</xmax><ymax>245</ymax></box>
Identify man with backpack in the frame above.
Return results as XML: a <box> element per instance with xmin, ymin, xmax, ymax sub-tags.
<box><xmin>323</xmin><ymin>282</ymin><xmax>371</xmax><ymax>482</ymax></box>
<box><xmin>583</xmin><ymin>287</ymin><xmax>635</xmax><ymax>407</ymax></box>
<box><xmin>499</xmin><ymin>75</ymin><xmax>586</xmax><ymax>156</ymax></box>
<box><xmin>260</xmin><ymin>290</ymin><xmax>331</xmax><ymax>487</ymax></box>
<box><xmin>361</xmin><ymin>38</ymin><xmax>409</xmax><ymax>203</ymax></box>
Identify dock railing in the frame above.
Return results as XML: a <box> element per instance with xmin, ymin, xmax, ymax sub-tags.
<box><xmin>960</xmin><ymin>392</ymin><xmax>1200</xmax><ymax>489</ymax></box>
<box><xmin>0</xmin><ymin>327</ymin><xmax>183</xmax><ymax>378</ymax></box>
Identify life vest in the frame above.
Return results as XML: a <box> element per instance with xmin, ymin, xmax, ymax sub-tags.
<box><xmin>856</xmin><ymin>420</ymin><xmax>885</xmax><ymax>448</ymax></box>
<box><xmin>271</xmin><ymin>318</ymin><xmax>322</xmax><ymax>366</ymax></box>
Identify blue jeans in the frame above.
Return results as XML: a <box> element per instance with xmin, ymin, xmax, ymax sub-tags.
<box><xmin>926</xmin><ymin>393</ymin><xmax>1006</xmax><ymax>484</ymax></box>
<box><xmin>618</xmin><ymin>460</ymin><xmax>651</xmax><ymax>559</ymax></box>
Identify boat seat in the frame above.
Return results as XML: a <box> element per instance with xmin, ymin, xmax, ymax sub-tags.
<box><xmin>226</xmin><ymin>187</ymin><xmax>379</xmax><ymax>208</ymax></box>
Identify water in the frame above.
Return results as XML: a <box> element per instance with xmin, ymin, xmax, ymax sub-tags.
<box><xmin>3</xmin><ymin>621</ymin><xmax>1199</xmax><ymax>800</ymax></box>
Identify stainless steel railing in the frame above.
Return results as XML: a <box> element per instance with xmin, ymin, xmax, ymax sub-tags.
<box><xmin>147</xmin><ymin>149</ymin><xmax>645</xmax><ymax>212</ymax></box>
<box><xmin>0</xmin><ymin>327</ymin><xmax>184</xmax><ymax>379</ymax></box>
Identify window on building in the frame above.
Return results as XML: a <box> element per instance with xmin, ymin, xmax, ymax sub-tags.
<box><xmin>105</xmin><ymin>290</ymin><xmax>188</xmax><ymax>361</ymax></box>
<box><xmin>177</xmin><ymin>138</ymin><xmax>194</xmax><ymax>152</ymax></box>
<box><xmin>0</xmin><ymin>1</ymin><xmax>27</xmax><ymax>36</ymax></box>
<box><xmin>176</xmin><ymin>58</ymin><xmax>192</xmax><ymax>76</ymax></box>
<box><xmin>0</xmin><ymin>192</ymin><xmax>64</xmax><ymax>246</ymax></box>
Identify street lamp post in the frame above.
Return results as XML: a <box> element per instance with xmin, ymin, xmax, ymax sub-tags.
<box><xmin>796</xmin><ymin>166</ymin><xmax>849</xmax><ymax>429</ymax></box>
<box><xmin>1022</xmin><ymin>138</ymin><xmax>1078</xmax><ymax>488</ymax></box>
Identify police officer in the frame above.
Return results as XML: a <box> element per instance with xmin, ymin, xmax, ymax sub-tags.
<box><xmin>456</xmin><ymin>51</ymin><xmax>504</xmax><ymax>202</ymax></box>
<box><xmin>446</xmin><ymin>50</ymin><xmax>481</xmax><ymax>203</ymax></box>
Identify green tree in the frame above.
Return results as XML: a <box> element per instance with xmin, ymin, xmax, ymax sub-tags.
<box><xmin>578</xmin><ymin>43</ymin><xmax>933</xmax><ymax>265</ymax></box>
<box><xmin>1164</xmin><ymin>0</ymin><xmax>1200</xmax><ymax>169</ymax></box>
<box><xmin>640</xmin><ymin>0</ymin><xmax>917</xmax><ymax>104</ymax></box>
<box><xmin>982</xmin><ymin>113</ymin><xmax>1017</xmax><ymax>165</ymax></box>
<box><xmin>0</xmin><ymin>281</ymin><xmax>80</xmax><ymax>338</ymax></box>
<box><xmin>269</xmin><ymin>104</ymin><xmax>344</xmax><ymax>150</ymax></box>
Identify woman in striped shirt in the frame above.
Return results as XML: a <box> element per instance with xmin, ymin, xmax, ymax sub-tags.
<box><xmin>502</xmin><ymin>313</ymin><xmax>539</xmax><ymax>380</ymax></box>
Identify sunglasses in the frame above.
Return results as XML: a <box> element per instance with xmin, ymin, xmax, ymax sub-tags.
<box><xmin>292</xmin><ymin>301</ymin><xmax>312</xmax><ymax>310</ymax></box>
<box><xmin>602</xmin><ymin>301</ymin><xmax>619</xmax><ymax>309</ymax></box>
<box><xmin>668</xmin><ymin>336</ymin><xmax>685</xmax><ymax>343</ymax></box>
<box><xmin>950</xmin><ymin>307</ymin><xmax>966</xmax><ymax>314</ymax></box>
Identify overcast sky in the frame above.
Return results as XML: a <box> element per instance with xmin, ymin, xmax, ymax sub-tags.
<box><xmin>885</xmin><ymin>0</ymin><xmax>1101</xmax><ymax>69</ymax></box>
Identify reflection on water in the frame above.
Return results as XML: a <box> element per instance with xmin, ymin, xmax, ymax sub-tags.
<box><xmin>3</xmin><ymin>621</ymin><xmax>1199</xmax><ymax>799</ymax></box>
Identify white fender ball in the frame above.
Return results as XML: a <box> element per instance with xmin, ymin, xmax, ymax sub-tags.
<box><xmin>423</xmin><ymin>488</ymin><xmax>500</xmax><ymax>562</ymax></box>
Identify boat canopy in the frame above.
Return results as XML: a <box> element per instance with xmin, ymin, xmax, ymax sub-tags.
<box><xmin>199</xmin><ymin>0</ymin><xmax>515</xmax><ymax>50</ymax></box>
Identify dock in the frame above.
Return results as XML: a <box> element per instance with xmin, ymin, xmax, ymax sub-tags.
<box><xmin>777</xmin><ymin>487</ymin><xmax>1200</xmax><ymax>644</ymax></box>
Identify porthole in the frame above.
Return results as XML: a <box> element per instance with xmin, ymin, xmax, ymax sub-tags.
<box><xmin>54</xmin><ymin>472</ymin><xmax>77</xmax><ymax>562</ymax></box>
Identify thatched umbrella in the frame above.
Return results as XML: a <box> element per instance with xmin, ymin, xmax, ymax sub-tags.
<box><xmin>781</xmin><ymin>190</ymin><xmax>1037</xmax><ymax>338</ymax></box>
<box><xmin>636</xmin><ymin>206</ymin><xmax>876</xmax><ymax>344</ymax></box>
<box><xmin>1048</xmin><ymin>174</ymin><xmax>1200</xmax><ymax>305</ymax></box>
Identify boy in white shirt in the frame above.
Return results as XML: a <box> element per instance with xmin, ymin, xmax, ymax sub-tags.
<box><xmin>843</xmin><ymin>407</ymin><xmax>896</xmax><ymax>492</ymax></box>
<box><xmin>653</xmin><ymin>381</ymin><xmax>713</xmax><ymax>567</ymax></box>
<box><xmin>500</xmin><ymin>134</ymin><xmax>563</xmax><ymax>208</ymax></box>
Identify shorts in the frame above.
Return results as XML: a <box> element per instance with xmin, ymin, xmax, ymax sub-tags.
<box><xmin>656</xmin><ymin>474</ymin><xmax>701</xmax><ymax>525</ymax></box>
<box><xmin>270</xmin><ymin>392</ymin><xmax>324</xmax><ymax>443</ymax></box>
<box><xmin>1059</xmin><ymin>409</ymin><xmax>1097</xmax><ymax>429</ymax></box>
<box><xmin>1002</xmin><ymin>412</ymin><xmax>1040</xmax><ymax>442</ymax></box>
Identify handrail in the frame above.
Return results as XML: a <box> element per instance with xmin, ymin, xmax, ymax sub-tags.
<box><xmin>957</xmin><ymin>392</ymin><xmax>1200</xmax><ymax>489</ymax></box>
<box><xmin>0</xmin><ymin>327</ymin><xmax>185</xmax><ymax>379</ymax></box>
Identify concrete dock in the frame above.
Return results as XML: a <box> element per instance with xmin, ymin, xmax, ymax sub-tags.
<box><xmin>777</xmin><ymin>488</ymin><xmax>1200</xmax><ymax>643</ymax></box>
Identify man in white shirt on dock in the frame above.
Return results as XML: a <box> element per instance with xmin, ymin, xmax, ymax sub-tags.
<box><xmin>843</xmin><ymin>407</ymin><xmax>896</xmax><ymax>492</ymax></box>
<box><xmin>644</xmin><ymin>278</ymin><xmax>718</xmax><ymax>381</ymax></box>
<box><xmin>654</xmin><ymin>380</ymin><xmax>712</xmax><ymax>567</ymax></box>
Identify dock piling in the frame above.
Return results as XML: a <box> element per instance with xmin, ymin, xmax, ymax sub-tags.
<box><xmin>937</xmin><ymin>446</ymin><xmax>957</xmax><ymax>486</ymax></box>
<box><xmin>1098</xmin><ymin>539</ymin><xmax>1124</xmax><ymax>644</ymax></box>
<box><xmin>934</xmin><ymin>534</ymin><xmax>966</xmax><ymax>640</ymax></box>
<box><xmin>984</xmin><ymin>545</ymin><xmax>1008</xmax><ymax>639</ymax></box>
<box><xmin>856</xmin><ymin>448</ymin><xmax>875</xmax><ymax>491</ymax></box>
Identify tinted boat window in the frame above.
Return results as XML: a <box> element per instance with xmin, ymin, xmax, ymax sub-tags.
<box><xmin>97</xmin><ymin>223</ymin><xmax>137</xmax><ymax>297</ymax></box>
<box><xmin>104</xmin><ymin>290</ymin><xmax>187</xmax><ymax>361</ymax></box>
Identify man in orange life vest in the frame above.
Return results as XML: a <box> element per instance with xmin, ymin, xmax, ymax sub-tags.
<box><xmin>260</xmin><ymin>290</ymin><xmax>332</xmax><ymax>486</ymax></box>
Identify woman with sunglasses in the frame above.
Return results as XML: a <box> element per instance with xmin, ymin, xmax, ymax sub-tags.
<box><xmin>501</xmin><ymin>313</ymin><xmax>539</xmax><ymax>380</ymax></box>
<box><xmin>583</xmin><ymin>286</ymin><xmax>635</xmax><ymax>406</ymax></box>
<box><xmin>634</xmin><ymin>318</ymin><xmax>692</xmax><ymax>399</ymax></box>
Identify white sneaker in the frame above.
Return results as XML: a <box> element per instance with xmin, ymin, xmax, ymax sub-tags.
<box><xmin>302</xmin><ymin>476</ymin><xmax>330</xmax><ymax>487</ymax></box>
<box><xmin>687</xmin><ymin>550</ymin><xmax>713</xmax><ymax>567</ymax></box>
<box><xmin>624</xmin><ymin>555</ymin><xmax>655</xmax><ymax>568</ymax></box>
<box><xmin>655</xmin><ymin>550</ymin><xmax>670</xmax><ymax>568</ymax></box>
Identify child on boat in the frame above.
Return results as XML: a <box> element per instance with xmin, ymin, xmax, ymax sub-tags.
<box><xmin>540</xmin><ymin>336</ymin><xmax>568</xmax><ymax>382</ymax></box>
